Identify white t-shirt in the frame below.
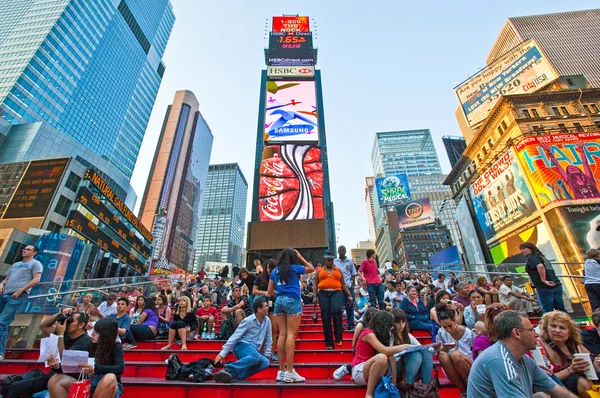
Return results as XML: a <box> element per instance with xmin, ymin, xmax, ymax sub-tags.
<box><xmin>433</xmin><ymin>279</ymin><xmax>448</xmax><ymax>290</ymax></box>
<box><xmin>384</xmin><ymin>290</ymin><xmax>397</xmax><ymax>302</ymax></box>
<box><xmin>499</xmin><ymin>284</ymin><xmax>524</xmax><ymax>305</ymax></box>
<box><xmin>436</xmin><ymin>327</ymin><xmax>475</xmax><ymax>358</ymax></box>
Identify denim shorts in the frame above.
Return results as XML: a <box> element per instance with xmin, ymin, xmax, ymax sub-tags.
<box><xmin>274</xmin><ymin>296</ymin><xmax>302</xmax><ymax>316</ymax></box>
<box><xmin>90</xmin><ymin>375</ymin><xmax>124</xmax><ymax>398</ymax></box>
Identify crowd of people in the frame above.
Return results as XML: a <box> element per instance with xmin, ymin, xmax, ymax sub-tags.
<box><xmin>5</xmin><ymin>241</ymin><xmax>600</xmax><ymax>397</ymax></box>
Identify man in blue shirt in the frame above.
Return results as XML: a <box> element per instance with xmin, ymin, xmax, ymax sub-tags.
<box><xmin>108</xmin><ymin>297</ymin><xmax>136</xmax><ymax>349</ymax></box>
<box><xmin>467</xmin><ymin>310</ymin><xmax>575</xmax><ymax>398</ymax></box>
<box><xmin>334</xmin><ymin>245</ymin><xmax>356</xmax><ymax>330</ymax></box>
<box><xmin>214</xmin><ymin>296</ymin><xmax>272</xmax><ymax>382</ymax></box>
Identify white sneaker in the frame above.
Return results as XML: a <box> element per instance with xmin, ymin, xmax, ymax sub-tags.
<box><xmin>283</xmin><ymin>369</ymin><xmax>305</xmax><ymax>383</ymax></box>
<box><xmin>276</xmin><ymin>370</ymin><xmax>286</xmax><ymax>382</ymax></box>
<box><xmin>333</xmin><ymin>364</ymin><xmax>350</xmax><ymax>380</ymax></box>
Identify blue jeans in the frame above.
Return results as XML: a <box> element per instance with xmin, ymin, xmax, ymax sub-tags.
<box><xmin>397</xmin><ymin>349</ymin><xmax>434</xmax><ymax>384</ymax></box>
<box><xmin>367</xmin><ymin>283</ymin><xmax>385</xmax><ymax>310</ymax></box>
<box><xmin>226</xmin><ymin>341</ymin><xmax>269</xmax><ymax>379</ymax></box>
<box><xmin>537</xmin><ymin>285</ymin><xmax>566</xmax><ymax>313</ymax></box>
<box><xmin>274</xmin><ymin>296</ymin><xmax>302</xmax><ymax>315</ymax></box>
<box><xmin>0</xmin><ymin>293</ymin><xmax>27</xmax><ymax>354</ymax></box>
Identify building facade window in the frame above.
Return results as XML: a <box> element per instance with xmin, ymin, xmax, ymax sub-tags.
<box><xmin>64</xmin><ymin>172</ymin><xmax>81</xmax><ymax>193</ymax></box>
<box><xmin>53</xmin><ymin>195</ymin><xmax>72</xmax><ymax>217</ymax></box>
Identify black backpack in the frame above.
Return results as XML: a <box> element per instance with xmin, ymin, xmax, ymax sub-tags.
<box><xmin>0</xmin><ymin>368</ymin><xmax>52</xmax><ymax>398</ymax></box>
<box><xmin>218</xmin><ymin>317</ymin><xmax>235</xmax><ymax>340</ymax></box>
<box><xmin>180</xmin><ymin>358</ymin><xmax>215</xmax><ymax>382</ymax></box>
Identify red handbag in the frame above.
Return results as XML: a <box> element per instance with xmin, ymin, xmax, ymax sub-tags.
<box><xmin>67</xmin><ymin>371</ymin><xmax>92</xmax><ymax>398</ymax></box>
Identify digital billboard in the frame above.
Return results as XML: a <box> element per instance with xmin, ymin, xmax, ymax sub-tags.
<box><xmin>66</xmin><ymin>210</ymin><xmax>148</xmax><ymax>274</ymax></box>
<box><xmin>272</xmin><ymin>16</ymin><xmax>310</xmax><ymax>33</ymax></box>
<box><xmin>75</xmin><ymin>186</ymin><xmax>151</xmax><ymax>258</ymax></box>
<box><xmin>264</xmin><ymin>81</ymin><xmax>319</xmax><ymax>143</ymax></box>
<box><xmin>375</xmin><ymin>174</ymin><xmax>411</xmax><ymax>207</ymax></box>
<box><xmin>258</xmin><ymin>144</ymin><xmax>323</xmax><ymax>222</ymax></box>
<box><xmin>469</xmin><ymin>149</ymin><xmax>536</xmax><ymax>242</ymax></box>
<box><xmin>515</xmin><ymin>132</ymin><xmax>600</xmax><ymax>208</ymax></box>
<box><xmin>268</xmin><ymin>32</ymin><xmax>314</xmax><ymax>66</ymax></box>
<box><xmin>430</xmin><ymin>246</ymin><xmax>462</xmax><ymax>273</ymax></box>
<box><xmin>546</xmin><ymin>204</ymin><xmax>600</xmax><ymax>264</ymax></box>
<box><xmin>3</xmin><ymin>158</ymin><xmax>69</xmax><ymax>219</ymax></box>
<box><xmin>489</xmin><ymin>220</ymin><xmax>558</xmax><ymax>268</ymax></box>
<box><xmin>20</xmin><ymin>233</ymin><xmax>84</xmax><ymax>314</ymax></box>
<box><xmin>455</xmin><ymin>39</ymin><xmax>558</xmax><ymax>127</ymax></box>
<box><xmin>396</xmin><ymin>198</ymin><xmax>434</xmax><ymax>229</ymax></box>
<box><xmin>454</xmin><ymin>197</ymin><xmax>486</xmax><ymax>272</ymax></box>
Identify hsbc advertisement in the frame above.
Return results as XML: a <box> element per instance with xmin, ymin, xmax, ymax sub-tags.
<box><xmin>267</xmin><ymin>66</ymin><xmax>315</xmax><ymax>79</ymax></box>
<box><xmin>259</xmin><ymin>144</ymin><xmax>324</xmax><ymax>222</ymax></box>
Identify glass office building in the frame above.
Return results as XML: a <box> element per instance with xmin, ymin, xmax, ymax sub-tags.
<box><xmin>372</xmin><ymin>129</ymin><xmax>442</xmax><ymax>177</ymax></box>
<box><xmin>0</xmin><ymin>0</ymin><xmax>175</xmax><ymax>179</ymax></box>
<box><xmin>195</xmin><ymin>164</ymin><xmax>248</xmax><ymax>271</ymax></box>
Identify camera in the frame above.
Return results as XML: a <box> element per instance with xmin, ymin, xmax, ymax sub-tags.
<box><xmin>56</xmin><ymin>313</ymin><xmax>72</xmax><ymax>325</ymax></box>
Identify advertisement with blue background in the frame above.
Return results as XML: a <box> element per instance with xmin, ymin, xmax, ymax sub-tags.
<box><xmin>469</xmin><ymin>149</ymin><xmax>536</xmax><ymax>243</ymax></box>
<box><xmin>19</xmin><ymin>233</ymin><xmax>85</xmax><ymax>314</ymax></box>
<box><xmin>430</xmin><ymin>246</ymin><xmax>462</xmax><ymax>273</ymax></box>
<box><xmin>375</xmin><ymin>174</ymin><xmax>411</xmax><ymax>207</ymax></box>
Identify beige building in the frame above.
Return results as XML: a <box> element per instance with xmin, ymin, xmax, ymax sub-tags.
<box><xmin>351</xmin><ymin>240</ymin><xmax>374</xmax><ymax>267</ymax></box>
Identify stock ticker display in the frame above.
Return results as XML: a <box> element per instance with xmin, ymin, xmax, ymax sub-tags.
<box><xmin>268</xmin><ymin>32</ymin><xmax>314</xmax><ymax>66</ymax></box>
<box><xmin>66</xmin><ymin>210</ymin><xmax>147</xmax><ymax>274</ymax></box>
<box><xmin>2</xmin><ymin>158</ymin><xmax>69</xmax><ymax>219</ymax></box>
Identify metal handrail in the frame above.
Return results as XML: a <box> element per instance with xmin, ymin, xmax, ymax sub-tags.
<box><xmin>27</xmin><ymin>278</ymin><xmax>170</xmax><ymax>299</ymax></box>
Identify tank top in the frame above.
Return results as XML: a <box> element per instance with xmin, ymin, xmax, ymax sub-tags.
<box><xmin>352</xmin><ymin>328</ymin><xmax>376</xmax><ymax>367</ymax></box>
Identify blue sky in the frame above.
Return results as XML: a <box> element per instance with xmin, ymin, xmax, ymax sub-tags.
<box><xmin>131</xmin><ymin>0</ymin><xmax>597</xmax><ymax>252</ymax></box>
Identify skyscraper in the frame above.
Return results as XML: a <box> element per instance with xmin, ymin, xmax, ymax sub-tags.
<box><xmin>442</xmin><ymin>136</ymin><xmax>467</xmax><ymax>168</ymax></box>
<box><xmin>195</xmin><ymin>163</ymin><xmax>248</xmax><ymax>270</ymax></box>
<box><xmin>139</xmin><ymin>91</ymin><xmax>213</xmax><ymax>273</ymax></box>
<box><xmin>487</xmin><ymin>9</ymin><xmax>600</xmax><ymax>88</ymax></box>
<box><xmin>0</xmin><ymin>0</ymin><xmax>175</xmax><ymax>179</ymax></box>
<box><xmin>372</xmin><ymin>130</ymin><xmax>442</xmax><ymax>177</ymax></box>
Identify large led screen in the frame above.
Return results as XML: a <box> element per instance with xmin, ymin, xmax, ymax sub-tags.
<box><xmin>264</xmin><ymin>81</ymin><xmax>319</xmax><ymax>143</ymax></box>
<box><xmin>259</xmin><ymin>144</ymin><xmax>323</xmax><ymax>222</ymax></box>
<box><xmin>268</xmin><ymin>32</ymin><xmax>314</xmax><ymax>66</ymax></box>
<box><xmin>396</xmin><ymin>198</ymin><xmax>434</xmax><ymax>229</ymax></box>
<box><xmin>455</xmin><ymin>39</ymin><xmax>558</xmax><ymax>127</ymax></box>
<box><xmin>515</xmin><ymin>132</ymin><xmax>600</xmax><ymax>208</ymax></box>
<box><xmin>469</xmin><ymin>149</ymin><xmax>536</xmax><ymax>242</ymax></box>
<box><xmin>272</xmin><ymin>16</ymin><xmax>310</xmax><ymax>33</ymax></box>
<box><xmin>375</xmin><ymin>174</ymin><xmax>411</xmax><ymax>207</ymax></box>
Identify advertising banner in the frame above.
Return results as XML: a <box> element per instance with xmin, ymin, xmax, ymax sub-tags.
<box><xmin>259</xmin><ymin>144</ymin><xmax>323</xmax><ymax>222</ymax></box>
<box><xmin>546</xmin><ymin>204</ymin><xmax>600</xmax><ymax>264</ymax></box>
<box><xmin>396</xmin><ymin>198</ymin><xmax>434</xmax><ymax>229</ymax></box>
<box><xmin>272</xmin><ymin>16</ymin><xmax>310</xmax><ymax>33</ymax></box>
<box><xmin>430</xmin><ymin>246</ymin><xmax>462</xmax><ymax>273</ymax></box>
<box><xmin>489</xmin><ymin>221</ymin><xmax>558</xmax><ymax>267</ymax></box>
<box><xmin>375</xmin><ymin>174</ymin><xmax>411</xmax><ymax>207</ymax></box>
<box><xmin>268</xmin><ymin>32</ymin><xmax>314</xmax><ymax>66</ymax></box>
<box><xmin>455</xmin><ymin>39</ymin><xmax>558</xmax><ymax>127</ymax></box>
<box><xmin>20</xmin><ymin>233</ymin><xmax>85</xmax><ymax>314</ymax></box>
<box><xmin>515</xmin><ymin>132</ymin><xmax>600</xmax><ymax>208</ymax></box>
<box><xmin>455</xmin><ymin>197</ymin><xmax>486</xmax><ymax>271</ymax></box>
<box><xmin>204</xmin><ymin>261</ymin><xmax>232</xmax><ymax>277</ymax></box>
<box><xmin>267</xmin><ymin>66</ymin><xmax>315</xmax><ymax>79</ymax></box>
<box><xmin>265</xmin><ymin>81</ymin><xmax>319</xmax><ymax>142</ymax></box>
<box><xmin>469</xmin><ymin>149</ymin><xmax>536</xmax><ymax>242</ymax></box>
<box><xmin>150</xmin><ymin>256</ymin><xmax>176</xmax><ymax>275</ymax></box>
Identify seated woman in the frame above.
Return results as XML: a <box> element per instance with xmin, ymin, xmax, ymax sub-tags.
<box><xmin>130</xmin><ymin>297</ymin><xmax>158</xmax><ymax>341</ymax></box>
<box><xmin>436</xmin><ymin>303</ymin><xmax>474</xmax><ymax>395</ymax></box>
<box><xmin>537</xmin><ymin>310</ymin><xmax>600</xmax><ymax>397</ymax></box>
<box><xmin>351</xmin><ymin>307</ymin><xmax>379</xmax><ymax>349</ymax></box>
<box><xmin>399</xmin><ymin>285</ymin><xmax>431</xmax><ymax>334</ymax></box>
<box><xmin>351</xmin><ymin>311</ymin><xmax>411</xmax><ymax>397</ymax></box>
<box><xmin>354</xmin><ymin>286</ymin><xmax>370</xmax><ymax>320</ymax></box>
<box><xmin>392</xmin><ymin>309</ymin><xmax>437</xmax><ymax>390</ymax></box>
<box><xmin>82</xmin><ymin>318</ymin><xmax>125</xmax><ymax>398</ymax></box>
<box><xmin>475</xmin><ymin>276</ymin><xmax>499</xmax><ymax>306</ymax></box>
<box><xmin>161</xmin><ymin>296</ymin><xmax>198</xmax><ymax>351</ymax></box>
<box><xmin>472</xmin><ymin>303</ymin><xmax>508</xmax><ymax>360</ymax></box>
<box><xmin>464</xmin><ymin>290</ymin><xmax>485</xmax><ymax>329</ymax></box>
<box><xmin>430</xmin><ymin>290</ymin><xmax>464</xmax><ymax>336</ymax></box>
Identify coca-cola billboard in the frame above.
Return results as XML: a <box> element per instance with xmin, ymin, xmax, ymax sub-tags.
<box><xmin>259</xmin><ymin>144</ymin><xmax>324</xmax><ymax>222</ymax></box>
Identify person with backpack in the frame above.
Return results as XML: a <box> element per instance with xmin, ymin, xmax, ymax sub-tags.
<box><xmin>520</xmin><ymin>242</ymin><xmax>566</xmax><ymax>313</ymax></box>
<box><xmin>213</xmin><ymin>297</ymin><xmax>272</xmax><ymax>382</ymax></box>
<box><xmin>351</xmin><ymin>311</ymin><xmax>411</xmax><ymax>397</ymax></box>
